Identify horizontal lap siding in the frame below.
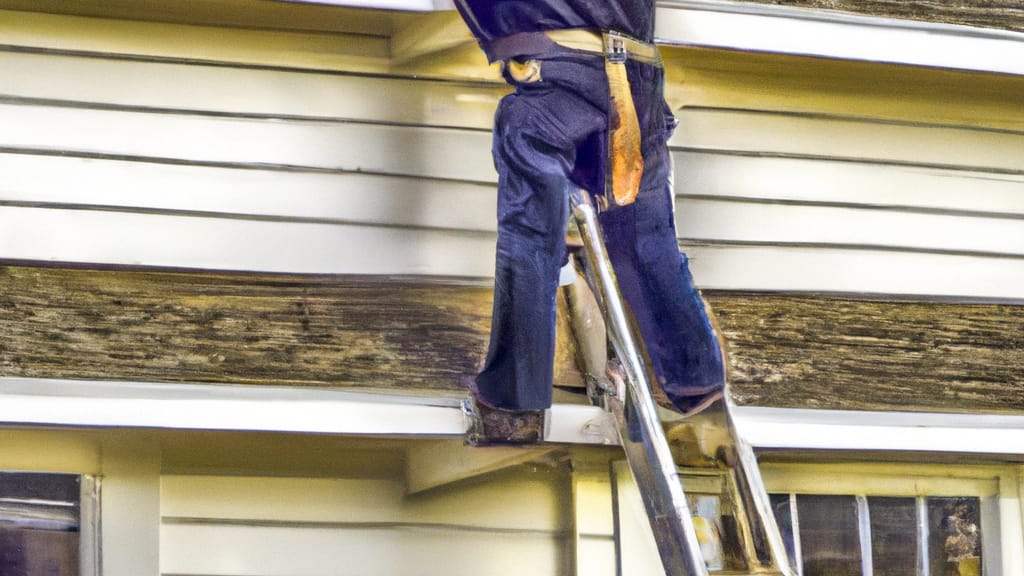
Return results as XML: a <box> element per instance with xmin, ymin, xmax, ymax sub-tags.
<box><xmin>674</xmin><ymin>108</ymin><xmax>1024</xmax><ymax>298</ymax></box>
<box><xmin>0</xmin><ymin>45</ymin><xmax>503</xmax><ymax>277</ymax></box>
<box><xmin>1</xmin><ymin>13</ymin><xmax>1023</xmax><ymax>300</ymax></box>
<box><xmin>680</xmin><ymin>200</ymin><xmax>1024</xmax><ymax>257</ymax></box>
<box><xmin>677</xmin><ymin>153</ymin><xmax>1024</xmax><ymax>216</ymax></box>
<box><xmin>687</xmin><ymin>247</ymin><xmax>1024</xmax><ymax>300</ymax></box>
<box><xmin>0</xmin><ymin>9</ymin><xmax>393</xmax><ymax>73</ymax></box>
<box><xmin>0</xmin><ymin>206</ymin><xmax>496</xmax><ymax>276</ymax></box>
<box><xmin>159</xmin><ymin>474</ymin><xmax>571</xmax><ymax>576</ymax></box>
<box><xmin>0</xmin><ymin>51</ymin><xmax>500</xmax><ymax>128</ymax></box>
<box><xmin>161</xmin><ymin>525</ymin><xmax>565</xmax><ymax>576</ymax></box>
<box><xmin>0</xmin><ymin>103</ymin><xmax>495</xmax><ymax>181</ymax></box>
<box><xmin>673</xmin><ymin>108</ymin><xmax>1024</xmax><ymax>173</ymax></box>
<box><xmin>0</xmin><ymin>154</ymin><xmax>497</xmax><ymax>231</ymax></box>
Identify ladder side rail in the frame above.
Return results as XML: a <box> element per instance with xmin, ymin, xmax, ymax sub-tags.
<box><xmin>569</xmin><ymin>187</ymin><xmax>710</xmax><ymax>576</ymax></box>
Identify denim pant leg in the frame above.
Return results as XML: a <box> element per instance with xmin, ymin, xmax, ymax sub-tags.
<box><xmin>474</xmin><ymin>87</ymin><xmax>605</xmax><ymax>411</ymax></box>
<box><xmin>601</xmin><ymin>191</ymin><xmax>725</xmax><ymax>412</ymax></box>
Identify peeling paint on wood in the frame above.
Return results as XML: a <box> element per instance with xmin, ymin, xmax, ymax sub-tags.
<box><xmin>1</xmin><ymin>265</ymin><xmax>1021</xmax><ymax>414</ymax></box>
<box><xmin>736</xmin><ymin>0</ymin><xmax>1024</xmax><ymax>34</ymax></box>
<box><xmin>714</xmin><ymin>294</ymin><xmax>1024</xmax><ymax>413</ymax></box>
<box><xmin>0</xmin><ymin>266</ymin><xmax>495</xmax><ymax>394</ymax></box>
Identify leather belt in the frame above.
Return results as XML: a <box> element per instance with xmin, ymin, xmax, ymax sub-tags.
<box><xmin>485</xmin><ymin>29</ymin><xmax>663</xmax><ymax>68</ymax></box>
<box><xmin>545</xmin><ymin>29</ymin><xmax>662</xmax><ymax>68</ymax></box>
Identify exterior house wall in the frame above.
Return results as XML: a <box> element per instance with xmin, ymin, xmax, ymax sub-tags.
<box><xmin>2</xmin><ymin>426</ymin><xmax>1020</xmax><ymax>575</ymax></box>
<box><xmin>0</xmin><ymin>428</ymin><xmax>582</xmax><ymax>576</ymax></box>
<box><xmin>1</xmin><ymin>3</ymin><xmax>1023</xmax><ymax>575</ymax></box>
<box><xmin>1</xmin><ymin>6</ymin><xmax>1022</xmax><ymax>300</ymax></box>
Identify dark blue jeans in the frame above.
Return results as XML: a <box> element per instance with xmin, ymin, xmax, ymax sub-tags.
<box><xmin>474</xmin><ymin>51</ymin><xmax>725</xmax><ymax>413</ymax></box>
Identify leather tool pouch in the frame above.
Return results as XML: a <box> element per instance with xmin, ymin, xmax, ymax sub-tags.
<box><xmin>604</xmin><ymin>32</ymin><xmax>644</xmax><ymax>207</ymax></box>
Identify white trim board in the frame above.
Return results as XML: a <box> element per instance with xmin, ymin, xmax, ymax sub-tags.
<box><xmin>732</xmin><ymin>405</ymin><xmax>1024</xmax><ymax>456</ymax></box>
<box><xmin>656</xmin><ymin>0</ymin><xmax>1024</xmax><ymax>77</ymax></box>
<box><xmin>0</xmin><ymin>378</ymin><xmax>614</xmax><ymax>445</ymax></box>
<box><xmin>2</xmin><ymin>378</ymin><xmax>1024</xmax><ymax>455</ymax></box>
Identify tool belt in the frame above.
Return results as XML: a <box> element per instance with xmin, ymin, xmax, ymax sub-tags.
<box><xmin>495</xmin><ymin>29</ymin><xmax>661</xmax><ymax>207</ymax></box>
<box><xmin>544</xmin><ymin>29</ymin><xmax>662</xmax><ymax>67</ymax></box>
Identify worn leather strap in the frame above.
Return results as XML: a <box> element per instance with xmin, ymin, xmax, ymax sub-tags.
<box><xmin>605</xmin><ymin>53</ymin><xmax>644</xmax><ymax>206</ymax></box>
<box><xmin>486</xmin><ymin>28</ymin><xmax>663</xmax><ymax>67</ymax></box>
<box><xmin>545</xmin><ymin>29</ymin><xmax>662</xmax><ymax>67</ymax></box>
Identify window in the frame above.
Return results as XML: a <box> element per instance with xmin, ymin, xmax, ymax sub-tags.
<box><xmin>769</xmin><ymin>492</ymin><xmax>987</xmax><ymax>576</ymax></box>
<box><xmin>613</xmin><ymin>461</ymin><xmax>1009</xmax><ymax>576</ymax></box>
<box><xmin>0</xmin><ymin>472</ymin><xmax>97</xmax><ymax>576</ymax></box>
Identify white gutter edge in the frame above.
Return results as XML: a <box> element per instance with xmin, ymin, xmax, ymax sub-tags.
<box><xmin>732</xmin><ymin>405</ymin><xmax>1024</xmax><ymax>455</ymax></box>
<box><xmin>0</xmin><ymin>377</ymin><xmax>615</xmax><ymax>445</ymax></box>
<box><xmin>655</xmin><ymin>0</ymin><xmax>1024</xmax><ymax>77</ymax></box>
<box><xmin>2</xmin><ymin>378</ymin><xmax>1023</xmax><ymax>454</ymax></box>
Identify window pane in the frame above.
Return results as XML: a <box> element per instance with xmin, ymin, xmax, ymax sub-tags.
<box><xmin>0</xmin><ymin>529</ymin><xmax>78</xmax><ymax>575</ymax></box>
<box><xmin>0</xmin><ymin>473</ymin><xmax>80</xmax><ymax>576</ymax></box>
<box><xmin>681</xmin><ymin>471</ymin><xmax>746</xmax><ymax>572</ymax></box>
<box><xmin>770</xmin><ymin>493</ymin><xmax>800</xmax><ymax>571</ymax></box>
<box><xmin>0</xmin><ymin>474</ymin><xmax>80</xmax><ymax>506</ymax></box>
<box><xmin>928</xmin><ymin>497</ymin><xmax>982</xmax><ymax>576</ymax></box>
<box><xmin>797</xmin><ymin>494</ymin><xmax>862</xmax><ymax>576</ymax></box>
<box><xmin>868</xmin><ymin>497</ymin><xmax>917</xmax><ymax>576</ymax></box>
<box><xmin>689</xmin><ymin>494</ymin><xmax>727</xmax><ymax>571</ymax></box>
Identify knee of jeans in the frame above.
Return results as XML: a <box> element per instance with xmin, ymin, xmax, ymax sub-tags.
<box><xmin>496</xmin><ymin>173</ymin><xmax>570</xmax><ymax>238</ymax></box>
<box><xmin>499</xmin><ymin>216</ymin><xmax>568</xmax><ymax>258</ymax></box>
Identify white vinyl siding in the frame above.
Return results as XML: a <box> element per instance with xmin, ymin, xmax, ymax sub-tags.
<box><xmin>159</xmin><ymin>474</ymin><xmax>571</xmax><ymax>576</ymax></box>
<box><xmin>1</xmin><ymin>8</ymin><xmax>1022</xmax><ymax>300</ymax></box>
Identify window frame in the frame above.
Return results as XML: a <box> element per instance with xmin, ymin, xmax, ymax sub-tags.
<box><xmin>761</xmin><ymin>461</ymin><xmax>1013</xmax><ymax>576</ymax></box>
<box><xmin>0</xmin><ymin>471</ymin><xmax>100</xmax><ymax>576</ymax></box>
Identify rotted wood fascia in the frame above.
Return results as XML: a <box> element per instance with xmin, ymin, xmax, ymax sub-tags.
<box><xmin>732</xmin><ymin>0</ymin><xmax>1024</xmax><ymax>34</ymax></box>
<box><xmin>1</xmin><ymin>264</ymin><xmax>1021</xmax><ymax>414</ymax></box>
<box><xmin>0</xmin><ymin>265</ymin><xmax>498</xmax><ymax>394</ymax></box>
<box><xmin>714</xmin><ymin>294</ymin><xmax>1024</xmax><ymax>413</ymax></box>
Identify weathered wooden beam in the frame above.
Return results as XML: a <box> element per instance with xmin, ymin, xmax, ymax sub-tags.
<box><xmin>0</xmin><ymin>264</ymin><xmax>490</xmax><ymax>391</ymax></box>
<box><xmin>1</xmin><ymin>264</ymin><xmax>1022</xmax><ymax>414</ymax></box>
<box><xmin>0</xmin><ymin>264</ymin><xmax>581</xmax><ymax>393</ymax></box>
<box><xmin>734</xmin><ymin>0</ymin><xmax>1024</xmax><ymax>34</ymax></box>
<box><xmin>716</xmin><ymin>295</ymin><xmax>1024</xmax><ymax>413</ymax></box>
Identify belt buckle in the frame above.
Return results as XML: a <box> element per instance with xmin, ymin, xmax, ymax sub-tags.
<box><xmin>606</xmin><ymin>33</ymin><xmax>627</xmax><ymax>63</ymax></box>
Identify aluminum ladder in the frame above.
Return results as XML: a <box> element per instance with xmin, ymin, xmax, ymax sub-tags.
<box><xmin>565</xmin><ymin>187</ymin><xmax>797</xmax><ymax>576</ymax></box>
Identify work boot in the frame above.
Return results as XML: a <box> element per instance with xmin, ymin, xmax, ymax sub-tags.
<box><xmin>464</xmin><ymin>396</ymin><xmax>545</xmax><ymax>446</ymax></box>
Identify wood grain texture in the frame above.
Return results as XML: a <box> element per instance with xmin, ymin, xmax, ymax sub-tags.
<box><xmin>736</xmin><ymin>0</ymin><xmax>1024</xmax><ymax>33</ymax></box>
<box><xmin>0</xmin><ymin>265</ymin><xmax>582</xmax><ymax>395</ymax></box>
<box><xmin>0</xmin><ymin>265</ymin><xmax>493</xmax><ymax>393</ymax></box>
<box><xmin>715</xmin><ymin>295</ymin><xmax>1024</xmax><ymax>412</ymax></box>
<box><xmin>1</xmin><ymin>265</ymin><xmax>1021</xmax><ymax>413</ymax></box>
